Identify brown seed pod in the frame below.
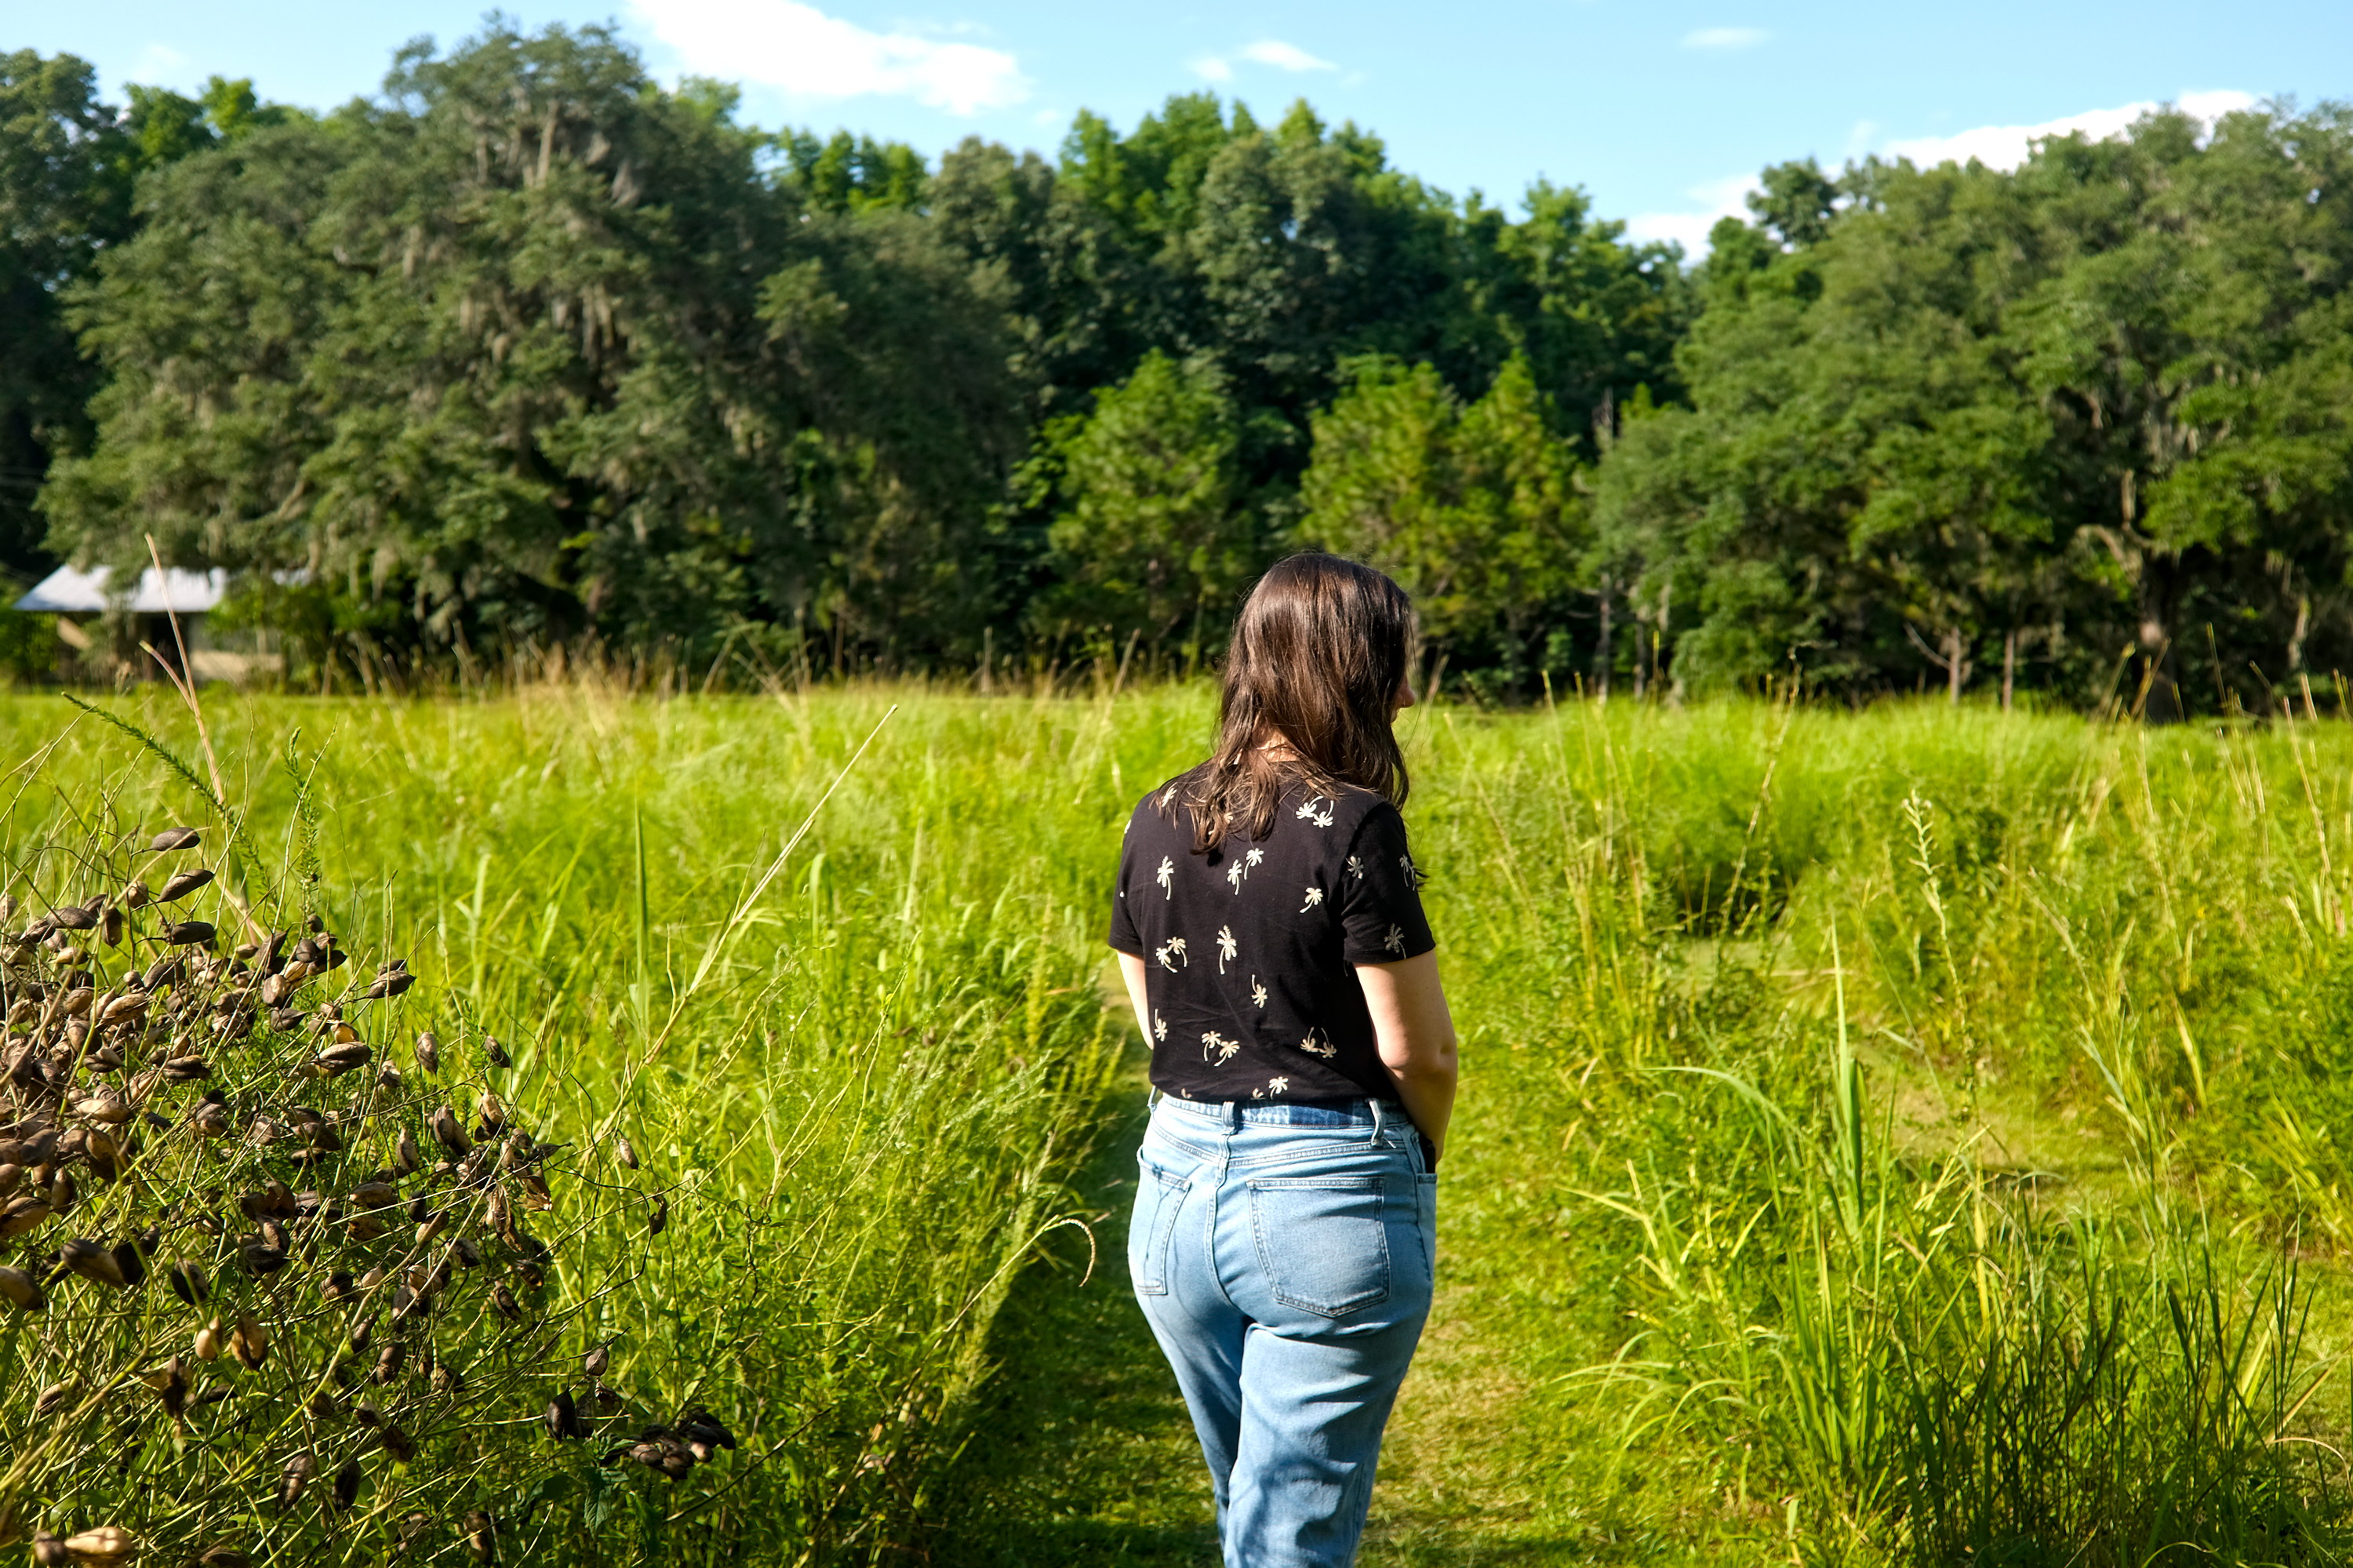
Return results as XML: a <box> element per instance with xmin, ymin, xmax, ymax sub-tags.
<box><xmin>363</xmin><ymin>972</ymin><xmax>415</xmax><ymax>999</ymax></box>
<box><xmin>158</xmin><ymin>868</ymin><xmax>215</xmax><ymax>903</ymax></box>
<box><xmin>229</xmin><ymin>1312</ymin><xmax>270</xmax><ymax>1370</ymax></box>
<box><xmin>477</xmin><ymin>1090</ymin><xmax>506</xmax><ymax>1131</ymax></box>
<box><xmin>646</xmin><ymin>1193</ymin><xmax>668</xmax><ymax>1236</ymax></box>
<box><xmin>195</xmin><ymin>1547</ymin><xmax>250</xmax><ymax>1568</ymax></box>
<box><xmin>413</xmin><ymin>1031</ymin><xmax>439</xmax><ymax>1074</ymax></box>
<box><xmin>142</xmin><ymin>1355</ymin><xmax>190</xmax><ymax>1419</ymax></box>
<box><xmin>34</xmin><ymin>1381</ymin><xmax>75</xmax><ymax>1416</ymax></box>
<box><xmin>322</xmin><ymin>1269</ymin><xmax>355</xmax><ymax>1304</ymax></box>
<box><xmin>333</xmin><ymin>1456</ymin><xmax>362</xmax><ymax>1509</ymax></box>
<box><xmin>379</xmin><ymin>1422</ymin><xmax>417</xmax><ymax>1462</ymax></box>
<box><xmin>60</xmin><ymin>986</ymin><xmax>93</xmax><ymax>1017</ymax></box>
<box><xmin>483</xmin><ymin>1036</ymin><xmax>511</xmax><ymax>1070</ymax></box>
<box><xmin>118</xmin><ymin>881</ymin><xmax>150</xmax><ymax>911</ymax></box>
<box><xmin>391</xmin><ymin>1128</ymin><xmax>422</xmax><ymax>1177</ymax></box>
<box><xmin>51</xmin><ymin>904</ymin><xmax>97</xmax><ymax>932</ymax></box>
<box><xmin>0</xmin><ymin>1163</ymin><xmax>18</xmax><ymax>1196</ymax></box>
<box><xmin>60</xmin><ymin>1526</ymin><xmax>136</xmax><ymax>1564</ymax></box>
<box><xmin>583</xmin><ymin>1339</ymin><xmax>611</xmax><ymax>1378</ymax></box>
<box><xmin>148</xmin><ymin>827</ymin><xmax>202</xmax><ymax>853</ymax></box>
<box><xmin>318</xmin><ymin>1042</ymin><xmax>372</xmax><ymax>1076</ymax></box>
<box><xmin>48</xmin><ymin>1170</ymin><xmax>77</xmax><ymax>1216</ymax></box>
<box><xmin>110</xmin><ymin>1239</ymin><xmax>147</xmax><ymax>1290</ymax></box>
<box><xmin>371</xmin><ymin>1341</ymin><xmax>405</xmax><ymax>1385</ymax></box>
<box><xmin>428</xmin><ymin>1105</ymin><xmax>471</xmax><ymax>1159</ymax></box>
<box><xmin>189</xmin><ymin>1101</ymin><xmax>229</xmax><ymax>1138</ymax></box>
<box><xmin>350</xmin><ymin>1181</ymin><xmax>398</xmax><ymax>1213</ymax></box>
<box><xmin>465</xmin><ymin>1511</ymin><xmax>496</xmax><ymax>1565</ymax></box>
<box><xmin>100</xmin><ymin>906</ymin><xmax>123</xmax><ymax>947</ymax></box>
<box><xmin>680</xmin><ymin>1410</ymin><xmax>738</xmax><ymax>1455</ymax></box>
<box><xmin>61</xmin><ymin>1237</ymin><xmax>126</xmax><ymax>1290</ymax></box>
<box><xmin>161</xmin><ymin>1056</ymin><xmax>212</xmax><ymax>1083</ymax></box>
<box><xmin>490</xmin><ymin>1283</ymin><xmax>522</xmax><ymax>1321</ymax></box>
<box><xmin>278</xmin><ymin>1452</ymin><xmax>312</xmax><ymax>1510</ymax></box>
<box><xmin>194</xmin><ymin>1319</ymin><xmax>222</xmax><ymax>1360</ymax></box>
<box><xmin>31</xmin><ymin>1532</ymin><xmax>67</xmax><ymax>1567</ymax></box>
<box><xmin>168</xmin><ymin>1259</ymin><xmax>211</xmax><ymax>1306</ymax></box>
<box><xmin>614</xmin><ymin>1136</ymin><xmax>639</xmax><ymax>1170</ymax></box>
<box><xmin>0</xmin><ymin>1264</ymin><xmax>49</xmax><ymax>1311</ymax></box>
<box><xmin>159</xmin><ymin>921</ymin><xmax>216</xmax><ymax>947</ymax></box>
<box><xmin>239</xmin><ymin>1242</ymin><xmax>285</xmax><ymax>1279</ymax></box>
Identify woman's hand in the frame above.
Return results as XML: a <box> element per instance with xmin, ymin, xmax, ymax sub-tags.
<box><xmin>1355</xmin><ymin>950</ymin><xmax>1457</xmax><ymax>1159</ymax></box>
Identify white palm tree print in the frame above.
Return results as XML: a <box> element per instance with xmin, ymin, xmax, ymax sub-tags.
<box><xmin>1300</xmin><ymin>886</ymin><xmax>1324</xmax><ymax>912</ymax></box>
<box><xmin>1346</xmin><ymin>854</ymin><xmax>1364</xmax><ymax>881</ymax></box>
<box><xmin>1246</xmin><ymin>847</ymin><xmax>1265</xmax><ymax>870</ymax></box>
<box><xmin>1295</xmin><ymin>797</ymin><xmax>1335</xmax><ymax>828</ymax></box>
<box><xmin>1201</xmin><ymin>1031</ymin><xmax>1239</xmax><ymax>1064</ymax></box>
<box><xmin>1384</xmin><ymin>923</ymin><xmax>1406</xmax><ymax>957</ymax></box>
<box><xmin>1155</xmin><ymin>855</ymin><xmax>1174</xmax><ymax>900</ymax></box>
<box><xmin>1160</xmin><ymin>784</ymin><xmax>1180</xmax><ymax>810</ymax></box>
<box><xmin>1155</xmin><ymin>937</ymin><xmax>1191</xmax><ymax>973</ymax></box>
<box><xmin>1154</xmin><ymin>1010</ymin><xmax>1167</xmax><ymax>1042</ymax></box>
<box><xmin>1216</xmin><ymin>925</ymin><xmax>1238</xmax><ymax>973</ymax></box>
<box><xmin>1299</xmin><ymin>1028</ymin><xmax>1336</xmax><ymax>1059</ymax></box>
<box><xmin>1249</xmin><ymin>976</ymin><xmax>1269</xmax><ymax>1010</ymax></box>
<box><xmin>1227</xmin><ymin>861</ymin><xmax>1245</xmax><ymax>893</ymax></box>
<box><xmin>1399</xmin><ymin>853</ymin><xmax>1424</xmax><ymax>889</ymax></box>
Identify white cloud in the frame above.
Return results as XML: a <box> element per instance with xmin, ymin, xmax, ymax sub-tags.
<box><xmin>1683</xmin><ymin>27</ymin><xmax>1766</xmax><ymax>50</ymax></box>
<box><xmin>1191</xmin><ymin>55</ymin><xmax>1235</xmax><ymax>82</ymax></box>
<box><xmin>129</xmin><ymin>42</ymin><xmax>192</xmax><ymax>82</ymax></box>
<box><xmin>1626</xmin><ymin>173</ymin><xmax>1755</xmax><ymax>254</ymax></box>
<box><xmin>629</xmin><ymin>0</ymin><xmax>1027</xmax><ymax>115</ymax></box>
<box><xmin>1884</xmin><ymin>89</ymin><xmax>2257</xmax><ymax>171</ymax></box>
<box><xmin>1240</xmin><ymin>39</ymin><xmax>1336</xmax><ymax>72</ymax></box>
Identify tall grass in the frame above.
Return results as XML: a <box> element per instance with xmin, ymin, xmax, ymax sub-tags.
<box><xmin>13</xmin><ymin>684</ymin><xmax>2353</xmax><ymax>1564</ymax></box>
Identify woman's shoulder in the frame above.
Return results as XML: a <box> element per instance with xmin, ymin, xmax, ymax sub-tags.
<box><xmin>1286</xmin><ymin>778</ymin><xmax>1399</xmax><ymax>828</ymax></box>
<box><xmin>1129</xmin><ymin>764</ymin><xmax>1209</xmax><ymax>831</ymax></box>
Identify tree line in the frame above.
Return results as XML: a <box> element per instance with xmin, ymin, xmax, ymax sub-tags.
<box><xmin>3</xmin><ymin>24</ymin><xmax>2350</xmax><ymax>708</ymax></box>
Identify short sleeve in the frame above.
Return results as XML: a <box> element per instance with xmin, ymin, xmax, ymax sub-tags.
<box><xmin>1340</xmin><ymin>804</ymin><xmax>1435</xmax><ymax>964</ymax></box>
<box><xmin>1107</xmin><ymin>817</ymin><xmax>1145</xmax><ymax>955</ymax></box>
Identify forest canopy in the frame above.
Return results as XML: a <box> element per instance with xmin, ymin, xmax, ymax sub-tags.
<box><xmin>4</xmin><ymin>23</ymin><xmax>2351</xmax><ymax>708</ymax></box>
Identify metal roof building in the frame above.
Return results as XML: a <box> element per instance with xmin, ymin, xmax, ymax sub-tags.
<box><xmin>13</xmin><ymin>565</ymin><xmax>230</xmax><ymax>615</ymax></box>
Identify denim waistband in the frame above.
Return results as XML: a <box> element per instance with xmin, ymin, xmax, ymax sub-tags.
<box><xmin>1151</xmin><ymin>1091</ymin><xmax>1399</xmax><ymax>1129</ymax></box>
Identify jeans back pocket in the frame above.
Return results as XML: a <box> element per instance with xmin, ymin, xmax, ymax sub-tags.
<box><xmin>1246</xmin><ymin>1174</ymin><xmax>1390</xmax><ymax>1317</ymax></box>
<box><xmin>1130</xmin><ymin>1162</ymin><xmax>1190</xmax><ymax>1296</ymax></box>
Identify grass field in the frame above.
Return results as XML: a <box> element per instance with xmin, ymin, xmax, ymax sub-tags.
<box><xmin>6</xmin><ymin>681</ymin><xmax>2353</xmax><ymax>1564</ymax></box>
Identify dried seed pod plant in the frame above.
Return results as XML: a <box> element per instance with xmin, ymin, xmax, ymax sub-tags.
<box><xmin>0</xmin><ymin>813</ymin><xmax>731</xmax><ymax>1563</ymax></box>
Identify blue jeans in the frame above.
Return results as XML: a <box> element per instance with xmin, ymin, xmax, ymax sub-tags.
<box><xmin>1129</xmin><ymin>1093</ymin><xmax>1438</xmax><ymax>1567</ymax></box>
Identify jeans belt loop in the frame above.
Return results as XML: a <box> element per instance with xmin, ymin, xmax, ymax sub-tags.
<box><xmin>1368</xmin><ymin>1097</ymin><xmax>1386</xmax><ymax>1145</ymax></box>
<box><xmin>1146</xmin><ymin>1086</ymin><xmax>1163</xmax><ymax>1111</ymax></box>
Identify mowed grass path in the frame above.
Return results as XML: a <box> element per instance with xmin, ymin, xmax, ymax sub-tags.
<box><xmin>10</xmin><ymin>684</ymin><xmax>2353</xmax><ymax>1564</ymax></box>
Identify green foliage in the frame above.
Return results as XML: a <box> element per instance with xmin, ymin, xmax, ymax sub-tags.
<box><xmin>1031</xmin><ymin>352</ymin><xmax>1260</xmax><ymax>658</ymax></box>
<box><xmin>1299</xmin><ymin>355</ymin><xmax>1583</xmax><ymax>678</ymax></box>
<box><xmin>1596</xmin><ymin>102</ymin><xmax>2353</xmax><ymax>706</ymax></box>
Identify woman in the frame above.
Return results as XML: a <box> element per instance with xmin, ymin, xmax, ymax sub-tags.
<box><xmin>1108</xmin><ymin>552</ymin><xmax>1458</xmax><ymax>1568</ymax></box>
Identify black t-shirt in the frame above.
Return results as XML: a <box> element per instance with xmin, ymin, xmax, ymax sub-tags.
<box><xmin>1107</xmin><ymin>767</ymin><xmax>1436</xmax><ymax>1104</ymax></box>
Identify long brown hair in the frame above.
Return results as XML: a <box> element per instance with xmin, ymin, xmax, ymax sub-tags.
<box><xmin>1176</xmin><ymin>553</ymin><xmax>1415</xmax><ymax>853</ymax></box>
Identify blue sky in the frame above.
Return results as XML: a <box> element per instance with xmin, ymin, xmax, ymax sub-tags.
<box><xmin>13</xmin><ymin>0</ymin><xmax>2349</xmax><ymax>252</ymax></box>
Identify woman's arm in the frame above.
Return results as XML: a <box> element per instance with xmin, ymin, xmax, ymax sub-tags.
<box><xmin>1116</xmin><ymin>951</ymin><xmax>1153</xmax><ymax>1046</ymax></box>
<box><xmin>1355</xmin><ymin>950</ymin><xmax>1457</xmax><ymax>1158</ymax></box>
